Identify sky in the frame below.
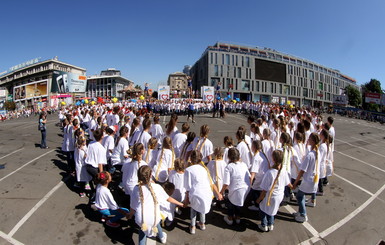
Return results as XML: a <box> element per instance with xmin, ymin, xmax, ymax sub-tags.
<box><xmin>1</xmin><ymin>0</ymin><xmax>385</xmax><ymax>90</ymax></box>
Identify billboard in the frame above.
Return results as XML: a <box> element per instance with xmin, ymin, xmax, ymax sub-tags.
<box><xmin>13</xmin><ymin>80</ymin><xmax>48</xmax><ymax>101</ymax></box>
<box><xmin>365</xmin><ymin>93</ymin><xmax>381</xmax><ymax>104</ymax></box>
<box><xmin>158</xmin><ymin>85</ymin><xmax>170</xmax><ymax>100</ymax></box>
<box><xmin>201</xmin><ymin>86</ymin><xmax>214</xmax><ymax>102</ymax></box>
<box><xmin>333</xmin><ymin>95</ymin><xmax>348</xmax><ymax>105</ymax></box>
<box><xmin>255</xmin><ymin>58</ymin><xmax>286</xmax><ymax>83</ymax></box>
<box><xmin>51</xmin><ymin>71</ymin><xmax>87</xmax><ymax>93</ymax></box>
<box><xmin>0</xmin><ymin>89</ymin><xmax>6</xmax><ymax>97</ymax></box>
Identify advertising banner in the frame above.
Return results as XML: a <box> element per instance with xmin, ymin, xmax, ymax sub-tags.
<box><xmin>202</xmin><ymin>86</ymin><xmax>214</xmax><ymax>102</ymax></box>
<box><xmin>333</xmin><ymin>95</ymin><xmax>348</xmax><ymax>105</ymax></box>
<box><xmin>0</xmin><ymin>100</ymin><xmax>5</xmax><ymax>110</ymax></box>
<box><xmin>25</xmin><ymin>81</ymin><xmax>48</xmax><ymax>99</ymax></box>
<box><xmin>158</xmin><ymin>85</ymin><xmax>170</xmax><ymax>100</ymax></box>
<box><xmin>0</xmin><ymin>89</ymin><xmax>6</xmax><ymax>97</ymax></box>
<box><xmin>14</xmin><ymin>85</ymin><xmax>26</xmax><ymax>100</ymax></box>
<box><xmin>52</xmin><ymin>71</ymin><xmax>87</xmax><ymax>93</ymax></box>
<box><xmin>365</xmin><ymin>93</ymin><xmax>381</xmax><ymax>104</ymax></box>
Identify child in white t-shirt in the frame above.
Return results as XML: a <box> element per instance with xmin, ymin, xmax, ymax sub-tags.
<box><xmin>168</xmin><ymin>159</ymin><xmax>186</xmax><ymax>216</ymax></box>
<box><xmin>95</xmin><ymin>171</ymin><xmax>129</xmax><ymax>228</ymax></box>
<box><xmin>207</xmin><ymin>147</ymin><xmax>227</xmax><ymax>207</ymax></box>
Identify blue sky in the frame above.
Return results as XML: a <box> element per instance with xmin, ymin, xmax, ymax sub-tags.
<box><xmin>1</xmin><ymin>0</ymin><xmax>384</xmax><ymax>90</ymax></box>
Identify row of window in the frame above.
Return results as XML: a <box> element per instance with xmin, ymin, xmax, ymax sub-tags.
<box><xmin>210</xmin><ymin>53</ymin><xmax>250</xmax><ymax>67</ymax></box>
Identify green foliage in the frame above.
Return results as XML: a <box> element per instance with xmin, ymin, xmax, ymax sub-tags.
<box><xmin>345</xmin><ymin>85</ymin><xmax>361</xmax><ymax>108</ymax></box>
<box><xmin>135</xmin><ymin>85</ymin><xmax>142</xmax><ymax>90</ymax></box>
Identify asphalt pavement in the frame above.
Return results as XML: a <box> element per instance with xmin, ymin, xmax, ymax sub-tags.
<box><xmin>0</xmin><ymin>112</ymin><xmax>384</xmax><ymax>245</ymax></box>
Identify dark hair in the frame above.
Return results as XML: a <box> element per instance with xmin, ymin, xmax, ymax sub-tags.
<box><xmin>327</xmin><ymin>116</ymin><xmax>334</xmax><ymax>125</ymax></box>
<box><xmin>97</xmin><ymin>171</ymin><xmax>110</xmax><ymax>185</ymax></box>
<box><xmin>280</xmin><ymin>132</ymin><xmax>292</xmax><ymax>147</ymax></box>
<box><xmin>93</xmin><ymin>128</ymin><xmax>104</xmax><ymax>141</ymax></box>
<box><xmin>186</xmin><ymin>132</ymin><xmax>196</xmax><ymax>143</ymax></box>
<box><xmin>142</xmin><ymin>118</ymin><xmax>151</xmax><ymax>130</ymax></box>
<box><xmin>105</xmin><ymin>127</ymin><xmax>114</xmax><ymax>135</ymax></box>
<box><xmin>132</xmin><ymin>143</ymin><xmax>144</xmax><ymax>161</ymax></box>
<box><xmin>181</xmin><ymin>123</ymin><xmax>190</xmax><ymax>133</ymax></box>
<box><xmin>138</xmin><ymin>165</ymin><xmax>152</xmax><ymax>185</ymax></box>
<box><xmin>190</xmin><ymin>150</ymin><xmax>202</xmax><ymax>165</ymax></box>
<box><xmin>174</xmin><ymin>158</ymin><xmax>185</xmax><ymax>172</ymax></box>
<box><xmin>223</xmin><ymin>136</ymin><xmax>234</xmax><ymax>147</ymax></box>
<box><xmin>116</xmin><ymin>126</ymin><xmax>129</xmax><ymax>147</ymax></box>
<box><xmin>162</xmin><ymin>182</ymin><xmax>175</xmax><ymax>196</ymax></box>
<box><xmin>228</xmin><ymin>147</ymin><xmax>240</xmax><ymax>163</ymax></box>
<box><xmin>252</xmin><ymin>140</ymin><xmax>262</xmax><ymax>153</ymax></box>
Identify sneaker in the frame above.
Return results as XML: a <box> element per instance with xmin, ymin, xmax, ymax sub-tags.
<box><xmin>192</xmin><ymin>120</ymin><xmax>195</xmax><ymax>123</ymax></box>
<box><xmin>190</xmin><ymin>226</ymin><xmax>196</xmax><ymax>234</ymax></box>
<box><xmin>221</xmin><ymin>203</ymin><xmax>226</xmax><ymax>209</ymax></box>
<box><xmin>198</xmin><ymin>222</ymin><xmax>206</xmax><ymax>230</ymax></box>
<box><xmin>101</xmin><ymin>215</ymin><xmax>109</xmax><ymax>223</ymax></box>
<box><xmin>258</xmin><ymin>224</ymin><xmax>268</xmax><ymax>232</ymax></box>
<box><xmin>235</xmin><ymin>218</ymin><xmax>241</xmax><ymax>224</ymax></box>
<box><xmin>292</xmin><ymin>212</ymin><xmax>300</xmax><ymax>218</ymax></box>
<box><xmin>79</xmin><ymin>192</ymin><xmax>86</xmax><ymax>198</ymax></box>
<box><xmin>294</xmin><ymin>214</ymin><xmax>308</xmax><ymax>223</ymax></box>
<box><xmin>268</xmin><ymin>225</ymin><xmax>274</xmax><ymax>231</ymax></box>
<box><xmin>248</xmin><ymin>205</ymin><xmax>259</xmax><ymax>211</ymax></box>
<box><xmin>224</xmin><ymin>216</ymin><xmax>233</xmax><ymax>225</ymax></box>
<box><xmin>85</xmin><ymin>183</ymin><xmax>91</xmax><ymax>190</ymax></box>
<box><xmin>290</xmin><ymin>193</ymin><xmax>296</xmax><ymax>201</ymax></box>
<box><xmin>159</xmin><ymin>232</ymin><xmax>167</xmax><ymax>244</ymax></box>
<box><xmin>175</xmin><ymin>207</ymin><xmax>182</xmax><ymax>215</ymax></box>
<box><xmin>211</xmin><ymin>201</ymin><xmax>217</xmax><ymax>207</ymax></box>
<box><xmin>73</xmin><ymin>182</ymin><xmax>80</xmax><ymax>188</ymax></box>
<box><xmin>165</xmin><ymin>219</ymin><xmax>173</xmax><ymax>227</ymax></box>
<box><xmin>306</xmin><ymin>199</ymin><xmax>316</xmax><ymax>207</ymax></box>
<box><xmin>316</xmin><ymin>191</ymin><xmax>324</xmax><ymax>196</ymax></box>
<box><xmin>106</xmin><ymin>220</ymin><xmax>120</xmax><ymax>228</ymax></box>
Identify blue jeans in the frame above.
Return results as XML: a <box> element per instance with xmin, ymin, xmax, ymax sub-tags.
<box><xmin>259</xmin><ymin>210</ymin><xmax>274</xmax><ymax>226</ymax></box>
<box><xmin>190</xmin><ymin>208</ymin><xmax>205</xmax><ymax>226</ymax></box>
<box><xmin>98</xmin><ymin>207</ymin><xmax>129</xmax><ymax>223</ymax></box>
<box><xmin>296</xmin><ymin>190</ymin><xmax>307</xmax><ymax>216</ymax></box>
<box><xmin>40</xmin><ymin>130</ymin><xmax>47</xmax><ymax>148</ymax></box>
<box><xmin>138</xmin><ymin>222</ymin><xmax>163</xmax><ymax>245</ymax></box>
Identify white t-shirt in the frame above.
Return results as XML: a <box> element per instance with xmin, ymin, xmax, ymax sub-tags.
<box><xmin>184</xmin><ymin>164</ymin><xmax>213</xmax><ymax>214</ymax></box>
<box><xmin>168</xmin><ymin>170</ymin><xmax>186</xmax><ymax>202</ymax></box>
<box><xmin>122</xmin><ymin>159</ymin><xmax>147</xmax><ymax>196</ymax></box>
<box><xmin>85</xmin><ymin>141</ymin><xmax>107</xmax><ymax>168</ymax></box>
<box><xmin>150</xmin><ymin>124</ymin><xmax>164</xmax><ymax>140</ymax></box>
<box><xmin>262</xmin><ymin>139</ymin><xmax>274</xmax><ymax>168</ymax></box>
<box><xmin>259</xmin><ymin>169</ymin><xmax>290</xmax><ymax>216</ymax></box>
<box><xmin>95</xmin><ymin>185</ymin><xmax>119</xmax><ymax>210</ymax></box>
<box><xmin>172</xmin><ymin>133</ymin><xmax>187</xmax><ymax>158</ymax></box>
<box><xmin>74</xmin><ymin>146</ymin><xmax>92</xmax><ymax>182</ymax></box>
<box><xmin>138</xmin><ymin>131</ymin><xmax>152</xmax><ymax>151</ymax></box>
<box><xmin>111</xmin><ymin>138</ymin><xmax>129</xmax><ymax>165</ymax></box>
<box><xmin>102</xmin><ymin>135</ymin><xmax>115</xmax><ymax>159</ymax></box>
<box><xmin>130</xmin><ymin>183</ymin><xmax>169</xmax><ymax>237</ymax></box>
<box><xmin>299</xmin><ymin>150</ymin><xmax>320</xmax><ymax>193</ymax></box>
<box><xmin>188</xmin><ymin>137</ymin><xmax>214</xmax><ymax>163</ymax></box>
<box><xmin>152</xmin><ymin>149</ymin><xmax>173</xmax><ymax>182</ymax></box>
<box><xmin>207</xmin><ymin>160</ymin><xmax>227</xmax><ymax>193</ymax></box>
<box><xmin>236</xmin><ymin>141</ymin><xmax>252</xmax><ymax>169</ymax></box>
<box><xmin>250</xmin><ymin>152</ymin><xmax>270</xmax><ymax>190</ymax></box>
<box><xmin>223</xmin><ymin>162</ymin><xmax>250</xmax><ymax>206</ymax></box>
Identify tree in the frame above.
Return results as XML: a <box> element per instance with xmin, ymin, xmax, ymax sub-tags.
<box><xmin>345</xmin><ymin>85</ymin><xmax>361</xmax><ymax>108</ymax></box>
<box><xmin>4</xmin><ymin>101</ymin><xmax>16</xmax><ymax>111</ymax></box>
<box><xmin>135</xmin><ymin>85</ymin><xmax>142</xmax><ymax>90</ymax></box>
<box><xmin>362</xmin><ymin>78</ymin><xmax>383</xmax><ymax>111</ymax></box>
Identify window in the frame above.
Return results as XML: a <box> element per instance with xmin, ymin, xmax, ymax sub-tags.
<box><xmin>236</xmin><ymin>56</ymin><xmax>238</xmax><ymax>66</ymax></box>
<box><xmin>271</xmin><ymin>83</ymin><xmax>274</xmax><ymax>93</ymax></box>
<box><xmin>246</xmin><ymin>57</ymin><xmax>250</xmax><ymax>67</ymax></box>
<box><xmin>210</xmin><ymin>53</ymin><xmax>213</xmax><ymax>64</ymax></box>
<box><xmin>220</xmin><ymin>66</ymin><xmax>223</xmax><ymax>76</ymax></box>
<box><xmin>214</xmin><ymin>65</ymin><xmax>219</xmax><ymax>76</ymax></box>
<box><xmin>303</xmin><ymin>88</ymin><xmax>308</xmax><ymax>97</ymax></box>
<box><xmin>232</xmin><ymin>55</ymin><xmax>234</xmax><ymax>66</ymax></box>
<box><xmin>222</xmin><ymin>54</ymin><xmax>224</xmax><ymax>64</ymax></box>
<box><xmin>242</xmin><ymin>57</ymin><xmax>244</xmax><ymax>67</ymax></box>
<box><xmin>309</xmin><ymin>70</ymin><xmax>314</xmax><ymax>79</ymax></box>
<box><xmin>238</xmin><ymin>67</ymin><xmax>241</xmax><ymax>78</ymax></box>
<box><xmin>226</xmin><ymin>54</ymin><xmax>230</xmax><ymax>65</ymax></box>
<box><xmin>256</xmin><ymin>81</ymin><xmax>260</xmax><ymax>92</ymax></box>
<box><xmin>234</xmin><ymin>67</ymin><xmax>236</xmax><ymax>77</ymax></box>
<box><xmin>319</xmin><ymin>82</ymin><xmax>323</xmax><ymax>90</ymax></box>
<box><xmin>242</xmin><ymin>80</ymin><xmax>250</xmax><ymax>91</ymax></box>
<box><xmin>279</xmin><ymin>84</ymin><xmax>282</xmax><ymax>94</ymax></box>
<box><xmin>215</xmin><ymin>53</ymin><xmax>218</xmax><ymax>64</ymax></box>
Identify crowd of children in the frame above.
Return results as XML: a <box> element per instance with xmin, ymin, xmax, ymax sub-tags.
<box><xmin>60</xmin><ymin>101</ymin><xmax>335</xmax><ymax>244</ymax></box>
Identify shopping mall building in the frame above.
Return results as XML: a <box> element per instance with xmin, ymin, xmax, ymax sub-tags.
<box><xmin>190</xmin><ymin>42</ymin><xmax>359</xmax><ymax>107</ymax></box>
<box><xmin>0</xmin><ymin>58</ymin><xmax>87</xmax><ymax>110</ymax></box>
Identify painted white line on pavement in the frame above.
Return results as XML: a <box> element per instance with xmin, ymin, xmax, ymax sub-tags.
<box><xmin>8</xmin><ymin>175</ymin><xmax>71</xmax><ymax>237</ymax></box>
<box><xmin>0</xmin><ymin>230</ymin><xmax>24</xmax><ymax>245</ymax></box>
<box><xmin>336</xmin><ymin>138</ymin><xmax>385</xmax><ymax>158</ymax></box>
<box><xmin>351</xmin><ymin>136</ymin><xmax>378</xmax><ymax>146</ymax></box>
<box><xmin>335</xmin><ymin>151</ymin><xmax>385</xmax><ymax>173</ymax></box>
<box><xmin>358</xmin><ymin>135</ymin><xmax>385</xmax><ymax>144</ymax></box>
<box><xmin>0</xmin><ymin>149</ymin><xmax>56</xmax><ymax>182</ymax></box>
<box><xmin>284</xmin><ymin>205</ymin><xmax>318</xmax><ymax>237</ymax></box>
<box><xmin>0</xmin><ymin>148</ymin><xmax>24</xmax><ymax>160</ymax></box>
<box><xmin>334</xmin><ymin>173</ymin><xmax>373</xmax><ymax>196</ymax></box>
<box><xmin>215</xmin><ymin>118</ymin><xmax>227</xmax><ymax>124</ymax></box>
<box><xmin>299</xmin><ymin>182</ymin><xmax>385</xmax><ymax>245</ymax></box>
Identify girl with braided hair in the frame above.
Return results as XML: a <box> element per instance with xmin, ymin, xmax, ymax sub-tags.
<box><xmin>292</xmin><ymin>132</ymin><xmax>320</xmax><ymax>223</ymax></box>
<box><xmin>317</xmin><ymin>129</ymin><xmax>330</xmax><ymax>196</ymax></box>
<box><xmin>128</xmin><ymin>165</ymin><xmax>183</xmax><ymax>245</ymax></box>
<box><xmin>256</xmin><ymin>150</ymin><xmax>290</xmax><ymax>232</ymax></box>
<box><xmin>94</xmin><ymin>171</ymin><xmax>130</xmax><ymax>228</ymax></box>
<box><xmin>122</xmin><ymin>143</ymin><xmax>147</xmax><ymax>196</ymax></box>
<box><xmin>184</xmin><ymin>150</ymin><xmax>223</xmax><ymax>234</ymax></box>
<box><xmin>179</xmin><ymin>132</ymin><xmax>196</xmax><ymax>167</ymax></box>
<box><xmin>152</xmin><ymin>136</ymin><xmax>175</xmax><ymax>183</ymax></box>
<box><xmin>187</xmin><ymin>124</ymin><xmax>213</xmax><ymax>164</ymax></box>
<box><xmin>236</xmin><ymin>129</ymin><xmax>252</xmax><ymax>169</ymax></box>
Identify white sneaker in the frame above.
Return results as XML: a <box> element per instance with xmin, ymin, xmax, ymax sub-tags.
<box><xmin>295</xmin><ymin>214</ymin><xmax>308</xmax><ymax>223</ymax></box>
<box><xmin>290</xmin><ymin>193</ymin><xmax>296</xmax><ymax>201</ymax></box>
<box><xmin>190</xmin><ymin>226</ymin><xmax>196</xmax><ymax>234</ymax></box>
<box><xmin>258</xmin><ymin>224</ymin><xmax>268</xmax><ymax>232</ymax></box>
<box><xmin>159</xmin><ymin>232</ymin><xmax>167</xmax><ymax>244</ymax></box>
<box><xmin>175</xmin><ymin>207</ymin><xmax>182</xmax><ymax>215</ymax></box>
<box><xmin>268</xmin><ymin>225</ymin><xmax>274</xmax><ymax>231</ymax></box>
<box><xmin>248</xmin><ymin>205</ymin><xmax>259</xmax><ymax>211</ymax></box>
<box><xmin>198</xmin><ymin>222</ymin><xmax>206</xmax><ymax>230</ymax></box>
<box><xmin>306</xmin><ymin>199</ymin><xmax>316</xmax><ymax>207</ymax></box>
<box><xmin>223</xmin><ymin>216</ymin><xmax>233</xmax><ymax>225</ymax></box>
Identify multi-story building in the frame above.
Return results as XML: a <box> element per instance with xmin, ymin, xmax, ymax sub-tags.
<box><xmin>167</xmin><ymin>72</ymin><xmax>188</xmax><ymax>96</ymax></box>
<box><xmin>0</xmin><ymin>57</ymin><xmax>86</xmax><ymax>109</ymax></box>
<box><xmin>190</xmin><ymin>42</ymin><xmax>359</xmax><ymax>107</ymax></box>
<box><xmin>86</xmin><ymin>68</ymin><xmax>134</xmax><ymax>99</ymax></box>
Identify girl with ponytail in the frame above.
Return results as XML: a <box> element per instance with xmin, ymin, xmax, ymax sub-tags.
<box><xmin>128</xmin><ymin>165</ymin><xmax>183</xmax><ymax>245</ymax></box>
<box><xmin>122</xmin><ymin>143</ymin><xmax>147</xmax><ymax>196</ymax></box>
<box><xmin>152</xmin><ymin>136</ymin><xmax>175</xmax><ymax>183</ymax></box>
<box><xmin>256</xmin><ymin>150</ymin><xmax>291</xmax><ymax>232</ymax></box>
<box><xmin>317</xmin><ymin>129</ymin><xmax>329</xmax><ymax>196</ymax></box>
<box><xmin>292</xmin><ymin>132</ymin><xmax>320</xmax><ymax>223</ymax></box>
<box><xmin>188</xmin><ymin>124</ymin><xmax>214</xmax><ymax>164</ymax></box>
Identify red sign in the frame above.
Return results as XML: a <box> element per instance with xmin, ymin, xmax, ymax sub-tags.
<box><xmin>365</xmin><ymin>93</ymin><xmax>381</xmax><ymax>104</ymax></box>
